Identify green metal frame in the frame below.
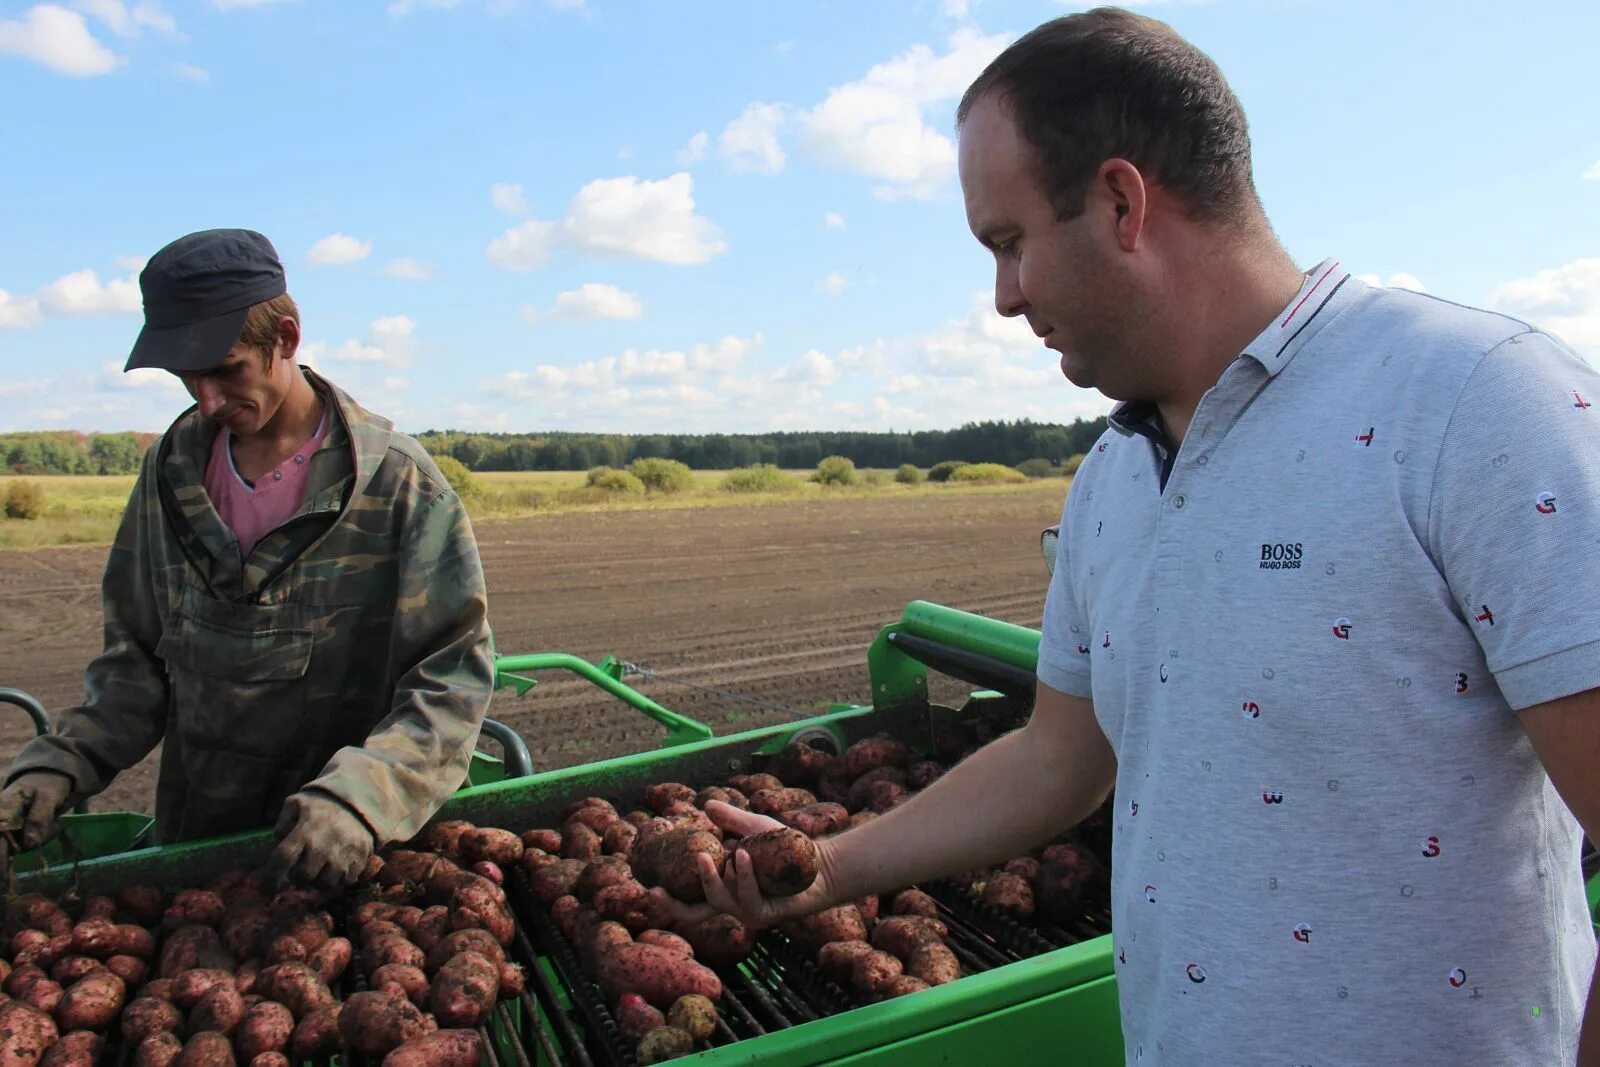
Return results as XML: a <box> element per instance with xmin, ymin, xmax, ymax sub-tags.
<box><xmin>494</xmin><ymin>652</ymin><xmax>713</xmax><ymax>748</ymax></box>
<box><xmin>867</xmin><ymin>599</ymin><xmax>1042</xmax><ymax>712</ymax></box>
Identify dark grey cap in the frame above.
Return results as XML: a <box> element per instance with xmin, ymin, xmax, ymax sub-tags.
<box><xmin>124</xmin><ymin>228</ymin><xmax>287</xmax><ymax>373</ymax></box>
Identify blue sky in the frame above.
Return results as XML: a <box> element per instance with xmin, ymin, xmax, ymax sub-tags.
<box><xmin>1</xmin><ymin>0</ymin><xmax>1596</xmax><ymax>436</ymax></box>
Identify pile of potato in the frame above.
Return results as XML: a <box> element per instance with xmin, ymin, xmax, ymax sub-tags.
<box><xmin>0</xmin><ymin>837</ymin><xmax>520</xmax><ymax>1067</ymax></box>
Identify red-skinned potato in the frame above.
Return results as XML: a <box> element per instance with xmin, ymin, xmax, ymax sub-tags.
<box><xmin>188</xmin><ymin>984</ymin><xmax>245</xmax><ymax>1037</ymax></box>
<box><xmin>171</xmin><ymin>971</ymin><xmax>234</xmax><ymax>1012</ymax></box>
<box><xmin>116</xmin><ymin>887</ymin><xmax>166</xmax><ymax>927</ymax></box>
<box><xmin>458</xmin><ymin>828</ymin><xmax>523</xmax><ymax>867</ymax></box>
<box><xmin>173</xmin><ymin>1031</ymin><xmax>235</xmax><ymax>1067</ymax></box>
<box><xmin>677</xmin><ymin>914</ymin><xmax>754</xmax><ymax>969</ymax></box>
<box><xmin>133</xmin><ymin>1032</ymin><xmax>182</xmax><ymax>1067</ymax></box>
<box><xmin>428</xmin><ymin>952</ymin><xmax>499</xmax><ymax>1028</ymax></box>
<box><xmin>337</xmin><ymin>989</ymin><xmax>431</xmax><ymax>1056</ymax></box>
<box><xmin>380</xmin><ymin>1029</ymin><xmax>483</xmax><ymax>1067</ymax></box>
<box><xmin>371</xmin><ymin>965</ymin><xmax>429</xmax><ymax>1011</ymax></box>
<box><xmin>739</xmin><ymin>828</ymin><xmax>820</xmax><ymax>897</ymax></box>
<box><xmin>231</xmin><ymin>1001</ymin><xmax>294</xmax><ymax>1061</ymax></box>
<box><xmin>40</xmin><ymin>1029</ymin><xmax>101</xmax><ymax>1067</ymax></box>
<box><xmin>519</xmin><ymin>829</ymin><xmax>561</xmax><ymax>854</ymax></box>
<box><xmin>635</xmin><ymin>931</ymin><xmax>692</xmax><ymax>958</ymax></box>
<box><xmin>593</xmin><ymin>943</ymin><xmax>721</xmax><ymax>1008</ymax></box>
<box><xmin>164</xmin><ymin>891</ymin><xmax>225</xmax><ymax>930</ymax></box>
<box><xmin>0</xmin><ymin>1001</ymin><xmax>58</xmax><ymax>1067</ymax></box>
<box><xmin>286</xmin><ymin>1007</ymin><xmax>340</xmax><ymax>1061</ymax></box>
<box><xmin>121</xmin><ymin>997</ymin><xmax>183</xmax><ymax>1043</ymax></box>
<box><xmin>103</xmin><ymin>955</ymin><xmax>147</xmax><ymax>988</ymax></box>
<box><xmin>614</xmin><ymin>994</ymin><xmax>664</xmax><ymax>1044</ymax></box>
<box><xmin>248</xmin><ymin>1055</ymin><xmax>289</xmax><ymax>1067</ymax></box>
<box><xmin>306</xmin><ymin>938</ymin><xmax>351</xmax><ymax>986</ymax></box>
<box><xmin>253</xmin><ymin>963</ymin><xmax>334</xmax><ymax>1019</ymax></box>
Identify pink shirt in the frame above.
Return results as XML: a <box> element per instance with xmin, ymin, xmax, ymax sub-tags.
<box><xmin>203</xmin><ymin>413</ymin><xmax>329</xmax><ymax>558</ymax></box>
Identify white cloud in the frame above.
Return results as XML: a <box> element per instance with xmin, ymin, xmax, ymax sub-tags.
<box><xmin>533</xmin><ymin>283</ymin><xmax>644</xmax><ymax>323</ymax></box>
<box><xmin>114</xmin><ymin>254</ymin><xmax>146</xmax><ymax>272</ymax></box>
<box><xmin>776</xmin><ymin>349</ymin><xmax>839</xmax><ymax>387</ymax></box>
<box><xmin>824</xmin><ymin>211</ymin><xmax>845</xmax><ymax>230</ymax></box>
<box><xmin>1584</xmin><ymin>161</ymin><xmax>1600</xmax><ymax>181</ymax></box>
<box><xmin>819</xmin><ymin>272</ymin><xmax>847</xmax><ymax>295</ymax></box>
<box><xmin>171</xmin><ymin>62</ymin><xmax>207</xmax><ymax>82</ymax></box>
<box><xmin>675</xmin><ymin>131</ymin><xmax>709</xmax><ymax>167</ymax></box>
<box><xmin>0</xmin><ymin>5</ymin><xmax>119</xmax><ymax>76</ymax></box>
<box><xmin>0</xmin><ymin>379</ymin><xmax>51</xmax><ymax>397</ymax></box>
<box><xmin>718</xmin><ymin>102</ymin><xmax>789</xmax><ymax>175</ymax></box>
<box><xmin>307</xmin><ymin>232</ymin><xmax>372</xmax><ymax>266</ymax></box>
<box><xmin>485</xmin><ymin>220</ymin><xmax>557</xmax><ymax>270</ymax></box>
<box><xmin>0</xmin><ymin>290</ymin><xmax>45</xmax><ymax>330</ymax></box>
<box><xmin>1356</xmin><ymin>272</ymin><xmax>1427</xmax><ymax>293</ymax></box>
<box><xmin>73</xmin><ymin>0</ymin><xmax>173</xmax><ymax>36</ymax></box>
<box><xmin>1491</xmin><ymin>258</ymin><xmax>1600</xmax><ymax>359</ymax></box>
<box><xmin>488</xmin><ymin>334</ymin><xmax>759</xmax><ymax>397</ymax></box>
<box><xmin>381</xmin><ymin>376</ymin><xmax>411</xmax><ymax>391</ymax></box>
<box><xmin>383</xmin><ymin>257</ymin><xmax>433</xmax><ymax>280</ymax></box>
<box><xmin>37</xmin><ymin>269</ymin><xmax>140</xmax><ymax>315</ymax></box>
<box><xmin>302</xmin><ymin>316</ymin><xmax>417</xmax><ymax>368</ymax></box>
<box><xmin>800</xmin><ymin>28</ymin><xmax>1008</xmax><ymax>199</ymax></box>
<box><xmin>488</xmin><ymin>173</ymin><xmax>726</xmax><ymax>270</ymax></box>
<box><xmin>491</xmin><ymin>181</ymin><xmax>528</xmax><ymax>216</ymax></box>
<box><xmin>101</xmin><ymin>361</ymin><xmax>182</xmax><ymax>393</ymax></box>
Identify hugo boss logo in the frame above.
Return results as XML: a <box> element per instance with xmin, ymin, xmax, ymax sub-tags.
<box><xmin>1259</xmin><ymin>542</ymin><xmax>1303</xmax><ymax>570</ymax></box>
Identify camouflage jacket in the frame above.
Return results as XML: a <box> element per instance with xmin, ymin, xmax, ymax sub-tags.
<box><xmin>6</xmin><ymin>370</ymin><xmax>494</xmax><ymax>845</ymax></box>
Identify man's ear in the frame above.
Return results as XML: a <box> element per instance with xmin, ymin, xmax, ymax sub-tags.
<box><xmin>1095</xmin><ymin>158</ymin><xmax>1148</xmax><ymax>253</ymax></box>
<box><xmin>274</xmin><ymin>315</ymin><xmax>302</xmax><ymax>362</ymax></box>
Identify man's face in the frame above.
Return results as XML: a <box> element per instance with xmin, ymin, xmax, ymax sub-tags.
<box><xmin>958</xmin><ymin>93</ymin><xmax>1149</xmax><ymax>399</ymax></box>
<box><xmin>175</xmin><ymin>344</ymin><xmax>291</xmax><ymax>438</ymax></box>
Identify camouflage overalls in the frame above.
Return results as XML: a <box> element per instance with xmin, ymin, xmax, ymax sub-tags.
<box><xmin>6</xmin><ymin>370</ymin><xmax>494</xmax><ymax>844</ymax></box>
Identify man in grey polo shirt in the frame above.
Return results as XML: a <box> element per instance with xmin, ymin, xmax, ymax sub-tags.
<box><xmin>667</xmin><ymin>8</ymin><xmax>1600</xmax><ymax>1064</ymax></box>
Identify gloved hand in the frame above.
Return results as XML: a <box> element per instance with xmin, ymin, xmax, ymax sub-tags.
<box><xmin>264</xmin><ymin>791</ymin><xmax>375</xmax><ymax>890</ymax></box>
<box><xmin>0</xmin><ymin>770</ymin><xmax>74</xmax><ymax>850</ymax></box>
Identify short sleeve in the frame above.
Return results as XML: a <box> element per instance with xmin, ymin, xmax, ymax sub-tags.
<box><xmin>1429</xmin><ymin>329</ymin><xmax>1600</xmax><ymax>709</ymax></box>
<box><xmin>1036</xmin><ymin>492</ymin><xmax>1094</xmax><ymax>698</ymax></box>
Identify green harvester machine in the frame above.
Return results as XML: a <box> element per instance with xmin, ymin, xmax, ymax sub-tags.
<box><xmin>6</xmin><ymin>601</ymin><xmax>1599</xmax><ymax>1066</ymax></box>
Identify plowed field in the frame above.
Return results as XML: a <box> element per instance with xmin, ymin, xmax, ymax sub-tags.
<box><xmin>0</xmin><ymin>485</ymin><xmax>1065</xmax><ymax>815</ymax></box>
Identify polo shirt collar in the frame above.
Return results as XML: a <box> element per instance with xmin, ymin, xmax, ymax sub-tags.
<box><xmin>1108</xmin><ymin>258</ymin><xmax>1362</xmax><ymax>439</ymax></box>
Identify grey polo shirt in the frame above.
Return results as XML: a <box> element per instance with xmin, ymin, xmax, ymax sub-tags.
<box><xmin>1037</xmin><ymin>261</ymin><xmax>1600</xmax><ymax>1065</ymax></box>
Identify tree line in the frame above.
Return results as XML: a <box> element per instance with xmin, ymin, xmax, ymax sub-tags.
<box><xmin>2</xmin><ymin>417</ymin><xmax>1108</xmax><ymax>475</ymax></box>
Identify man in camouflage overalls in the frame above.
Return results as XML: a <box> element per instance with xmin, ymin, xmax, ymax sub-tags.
<box><xmin>0</xmin><ymin>229</ymin><xmax>495</xmax><ymax>888</ymax></box>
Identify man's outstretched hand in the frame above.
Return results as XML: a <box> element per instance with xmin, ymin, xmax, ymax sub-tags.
<box><xmin>0</xmin><ymin>771</ymin><xmax>74</xmax><ymax>851</ymax></box>
<box><xmin>264</xmin><ymin>791</ymin><xmax>375</xmax><ymax>890</ymax></box>
<box><xmin>651</xmin><ymin>800</ymin><xmax>842</xmax><ymax>929</ymax></box>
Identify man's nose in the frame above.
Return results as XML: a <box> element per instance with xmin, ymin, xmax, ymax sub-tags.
<box><xmin>194</xmin><ymin>379</ymin><xmax>226</xmax><ymax>417</ymax></box>
<box><xmin>994</xmin><ymin>261</ymin><xmax>1027</xmax><ymax>318</ymax></box>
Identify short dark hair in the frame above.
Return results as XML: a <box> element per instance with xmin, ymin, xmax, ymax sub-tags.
<box><xmin>956</xmin><ymin>7</ymin><xmax>1257</xmax><ymax>222</ymax></box>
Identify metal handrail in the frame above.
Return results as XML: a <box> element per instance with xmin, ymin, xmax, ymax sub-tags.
<box><xmin>478</xmin><ymin>718</ymin><xmax>534</xmax><ymax>779</ymax></box>
<box><xmin>494</xmin><ymin>652</ymin><xmax>714</xmax><ymax>748</ymax></box>
<box><xmin>0</xmin><ymin>688</ymin><xmax>90</xmax><ymax>814</ymax></box>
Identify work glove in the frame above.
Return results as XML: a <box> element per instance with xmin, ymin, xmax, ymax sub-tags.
<box><xmin>0</xmin><ymin>770</ymin><xmax>74</xmax><ymax>851</ymax></box>
<box><xmin>264</xmin><ymin>791</ymin><xmax>375</xmax><ymax>890</ymax></box>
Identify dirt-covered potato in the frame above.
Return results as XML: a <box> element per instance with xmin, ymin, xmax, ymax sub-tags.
<box><xmin>371</xmin><ymin>964</ymin><xmax>430</xmax><ymax>1011</ymax></box>
<box><xmin>907</xmin><ymin>761</ymin><xmax>946</xmax><ymax>790</ymax></box>
<box><xmin>574</xmin><ymin>856</ymin><xmax>634</xmax><ymax>903</ymax></box>
<box><xmin>840</xmin><ymin>735</ymin><xmax>909</xmax><ymax>778</ymax></box>
<box><xmin>747</xmin><ymin>788</ymin><xmax>817</xmax><ymax>818</ymax></box>
<box><xmin>253</xmin><ymin>963</ymin><xmax>334</xmax><ymax>1019</ymax></box>
<box><xmin>592</xmin><ymin>881</ymin><xmax>647</xmax><ymax>924</ymax></box>
<box><xmin>157</xmin><ymin>927</ymin><xmax>231</xmax><ymax>981</ymax></box>
<box><xmin>614</xmin><ymin>993</ymin><xmax>665</xmax><ymax>1044</ymax></box>
<box><xmin>362</xmin><ymin>937</ymin><xmax>426</xmax><ymax>977</ymax></box>
<box><xmin>379</xmin><ymin>850</ymin><xmax>446</xmax><ymax>887</ymax></box>
<box><xmin>665</xmin><ymin>994</ymin><xmax>717</xmax><ymax>1040</ymax></box>
<box><xmin>778</xmin><ymin>905</ymin><xmax>867</xmax><ymax>952</ymax></box>
<box><xmin>337</xmin><ymin>990</ymin><xmax>430</xmax><ymax>1056</ymax></box>
<box><xmin>173</xmin><ymin>1031</ymin><xmax>235</xmax><ymax>1067</ymax></box>
<box><xmin>769</xmin><ymin>741</ymin><xmax>836</xmax><ymax>786</ymax></box>
<box><xmin>117</xmin><ymin>886</ymin><xmax>166</xmax><ymax>927</ymax></box>
<box><xmin>427</xmin><ymin>929</ymin><xmax>506</xmax><ymax>971</ymax></box>
<box><xmin>727</xmin><ymin>773</ymin><xmax>782</xmax><ymax>796</ymax></box>
<box><xmin>121</xmin><ymin>997</ymin><xmax>183</xmax><ymax>1043</ymax></box>
<box><xmin>594</xmin><ymin>943</ymin><xmax>721</xmax><ymax>1008</ymax></box>
<box><xmin>777</xmin><ymin>803</ymin><xmax>850</xmax><ymax>839</ymax></box>
<box><xmin>71</xmin><ymin>921</ymin><xmax>155</xmax><ymax>961</ymax></box>
<box><xmin>633</xmin><ymin>829</ymin><xmax>725</xmax><ymax>904</ymax></box>
<box><xmin>676</xmin><ymin>914</ymin><xmax>753</xmax><ymax>969</ymax></box>
<box><xmin>448</xmin><ymin>883</ymin><xmax>514</xmax><ymax>946</ymax></box>
<box><xmin>560</xmin><ymin>824</ymin><xmax>601</xmax><ymax>863</ymax></box>
<box><xmin>379</xmin><ymin>1029</ymin><xmax>483</xmax><ymax>1067</ymax></box>
<box><xmin>889</xmin><ymin>890</ymin><xmax>940</xmax><ymax>919</ymax></box>
<box><xmin>635</xmin><ymin>1026</ymin><xmax>694</xmax><ymax>1065</ymax></box>
<box><xmin>55</xmin><ymin>969</ymin><xmax>125</xmax><ymax>1032</ymax></box>
<box><xmin>47</xmin><ymin>959</ymin><xmax>98</xmax><ymax>987</ymax></box>
<box><xmin>133</xmin><ymin>1032</ymin><xmax>182</xmax><ymax>1067</ymax></box>
<box><xmin>459</xmin><ymin>828</ymin><xmax>524</xmax><ymax>867</ymax></box>
<box><xmin>907</xmin><ymin>942</ymin><xmax>960</xmax><ymax>986</ymax></box>
<box><xmin>248</xmin><ymin>1054</ymin><xmax>289</xmax><ymax>1067</ymax></box>
<box><xmin>519</xmin><ymin>829</ymin><xmax>562</xmax><ymax>855</ymax></box>
<box><xmin>171</xmin><ymin>971</ymin><xmax>235</xmax><ymax>1012</ymax></box>
<box><xmin>878</xmin><ymin>975</ymin><xmax>931</xmax><ymax>999</ymax></box>
<box><xmin>844</xmin><ymin>767</ymin><xmax>909</xmax><ymax>813</ymax></box>
<box><xmin>40</xmin><ymin>1030</ymin><xmax>101</xmax><ymax>1067</ymax></box>
<box><xmin>218</xmin><ymin>904</ymin><xmax>271</xmax><ymax>963</ymax></box>
<box><xmin>428</xmin><ymin>952</ymin><xmax>499</xmax><ymax>1029</ymax></box>
<box><xmin>869</xmin><ymin>917</ymin><xmax>946</xmax><ymax>961</ymax></box>
<box><xmin>305</xmin><ymin>938</ymin><xmax>351</xmax><ymax>986</ymax></box>
<box><xmin>563</xmin><ymin>797</ymin><xmax>618</xmax><ymax>822</ymax></box>
<box><xmin>20</xmin><ymin>977</ymin><xmax>62</xmax><ymax>1016</ymax></box>
<box><xmin>103</xmin><ymin>955</ymin><xmax>147</xmax><ymax>988</ymax></box>
<box><xmin>188</xmin><ymin>984</ymin><xmax>245</xmax><ymax>1037</ymax></box>
<box><xmin>164</xmin><ymin>891</ymin><xmax>227</xmax><ymax>931</ymax></box>
<box><xmin>635</xmin><ymin>931</ymin><xmax>692</xmax><ymax>958</ymax></box>
<box><xmin>564</xmin><ymin>806</ymin><xmax>619</xmax><ymax>836</ymax></box>
<box><xmin>641</xmin><ymin>783</ymin><xmax>696</xmax><ymax>814</ymax></box>
<box><xmin>140</xmin><ymin>980</ymin><xmax>175</xmax><ymax>1003</ymax></box>
<box><xmin>816</xmin><ymin>941</ymin><xmax>876</xmax><ymax>985</ymax></box>
<box><xmin>739</xmin><ymin>828</ymin><xmax>820</xmax><ymax>897</ymax></box>
<box><xmin>0</xmin><ymin>1002</ymin><xmax>58</xmax><ymax>1067</ymax></box>
<box><xmin>601</xmin><ymin>821</ymin><xmax>638</xmax><ymax>858</ymax></box>
<box><xmin>982</xmin><ymin>872</ymin><xmax>1036</xmax><ymax>921</ymax></box>
<box><xmin>286</xmin><ymin>1007</ymin><xmax>340</xmax><ymax>1061</ymax></box>
<box><xmin>231</xmin><ymin>1001</ymin><xmax>293</xmax><ymax>1062</ymax></box>
<box><xmin>850</xmin><ymin>950</ymin><xmax>904</xmax><ymax>996</ymax></box>
<box><xmin>1002</xmin><ymin>857</ymin><xmax>1041</xmax><ymax>881</ymax></box>
<box><xmin>692</xmin><ymin>787</ymin><xmax>747</xmax><ymax>811</ymax></box>
<box><xmin>420</xmin><ymin>820</ymin><xmax>476</xmax><ymax>856</ymax></box>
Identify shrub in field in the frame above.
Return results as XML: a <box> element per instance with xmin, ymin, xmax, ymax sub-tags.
<box><xmin>1062</xmin><ymin>453</ymin><xmax>1086</xmax><ymax>475</ymax></box>
<box><xmin>586</xmin><ymin>467</ymin><xmax>646</xmax><ymax>494</ymax></box>
<box><xmin>813</xmin><ymin>455</ymin><xmax>857</xmax><ymax>486</ymax></box>
<box><xmin>628</xmin><ymin>457</ymin><xmax>694</xmax><ymax>493</ymax></box>
<box><xmin>927</xmin><ymin>460</ymin><xmax>969</xmax><ymax>483</ymax></box>
<box><xmin>720</xmin><ymin>464</ymin><xmax>795</xmax><ymax>493</ymax></box>
<box><xmin>894</xmin><ymin>463</ymin><xmax>924</xmax><ymax>485</ymax></box>
<box><xmin>1015</xmin><ymin>458</ymin><xmax>1061</xmax><ymax>479</ymax></box>
<box><xmin>948</xmin><ymin>463</ymin><xmax>1027</xmax><ymax>484</ymax></box>
<box><xmin>432</xmin><ymin>455</ymin><xmax>479</xmax><ymax>498</ymax></box>
<box><xmin>3</xmin><ymin>480</ymin><xmax>46</xmax><ymax>520</ymax></box>
<box><xmin>862</xmin><ymin>468</ymin><xmax>889</xmax><ymax>487</ymax></box>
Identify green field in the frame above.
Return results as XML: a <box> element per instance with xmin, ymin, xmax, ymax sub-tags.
<box><xmin>0</xmin><ymin>469</ymin><xmax>1070</xmax><ymax>550</ymax></box>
